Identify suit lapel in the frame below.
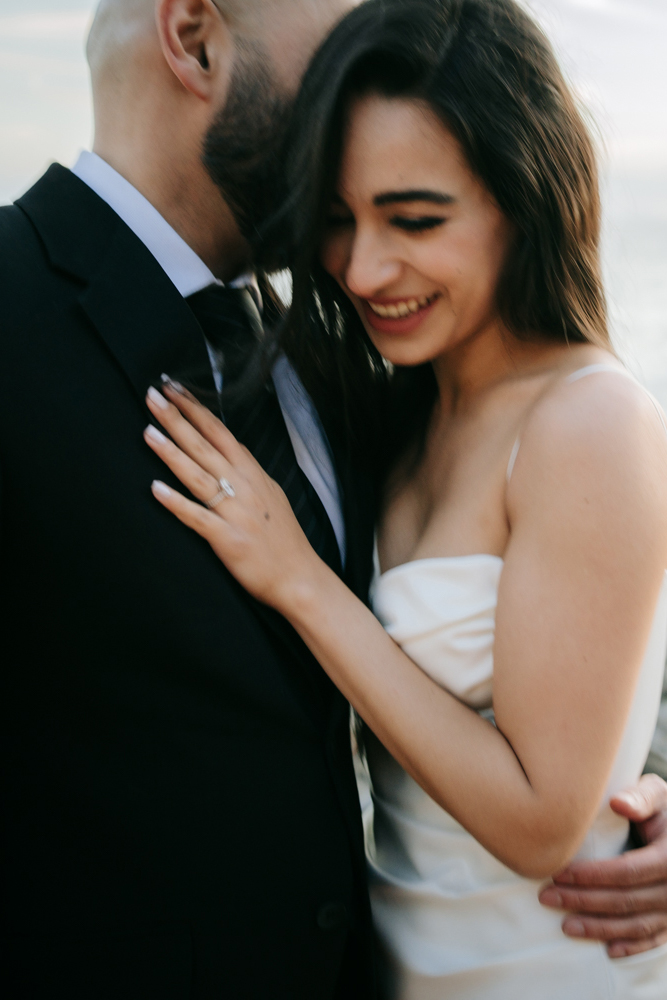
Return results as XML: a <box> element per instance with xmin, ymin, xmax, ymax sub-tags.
<box><xmin>78</xmin><ymin>222</ymin><xmax>216</xmax><ymax>407</ymax></box>
<box><xmin>18</xmin><ymin>164</ymin><xmax>217</xmax><ymax>408</ymax></box>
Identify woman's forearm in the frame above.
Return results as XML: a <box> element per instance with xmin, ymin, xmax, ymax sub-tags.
<box><xmin>281</xmin><ymin>563</ymin><xmax>583</xmax><ymax>879</ymax></box>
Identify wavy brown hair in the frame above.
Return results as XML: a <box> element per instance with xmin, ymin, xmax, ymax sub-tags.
<box><xmin>262</xmin><ymin>0</ymin><xmax>609</xmax><ymax>475</ymax></box>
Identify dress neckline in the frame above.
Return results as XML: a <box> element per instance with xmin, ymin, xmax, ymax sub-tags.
<box><xmin>377</xmin><ymin>552</ymin><xmax>504</xmax><ymax>583</ymax></box>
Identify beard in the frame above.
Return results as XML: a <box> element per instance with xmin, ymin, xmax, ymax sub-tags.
<box><xmin>202</xmin><ymin>40</ymin><xmax>294</xmax><ymax>261</ymax></box>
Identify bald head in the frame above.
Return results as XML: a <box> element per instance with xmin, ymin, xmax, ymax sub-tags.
<box><xmin>84</xmin><ymin>0</ymin><xmax>361</xmax><ymax>276</ymax></box>
<box><xmin>86</xmin><ymin>1</ymin><xmax>238</xmax><ymax>86</ymax></box>
<box><xmin>87</xmin><ymin>0</ymin><xmax>359</xmax><ymax>90</ymax></box>
<box><xmin>87</xmin><ymin>0</ymin><xmax>155</xmax><ymax>81</ymax></box>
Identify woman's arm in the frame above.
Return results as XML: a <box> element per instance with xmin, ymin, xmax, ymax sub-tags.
<box><xmin>144</xmin><ymin>375</ymin><xmax>667</xmax><ymax>879</ymax></box>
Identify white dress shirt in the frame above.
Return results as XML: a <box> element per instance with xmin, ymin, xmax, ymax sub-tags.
<box><xmin>72</xmin><ymin>151</ymin><xmax>346</xmax><ymax>562</ymax></box>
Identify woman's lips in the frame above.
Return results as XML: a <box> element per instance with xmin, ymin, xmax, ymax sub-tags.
<box><xmin>362</xmin><ymin>294</ymin><xmax>440</xmax><ymax>335</ymax></box>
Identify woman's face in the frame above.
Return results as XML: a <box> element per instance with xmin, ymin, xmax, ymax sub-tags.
<box><xmin>320</xmin><ymin>94</ymin><xmax>514</xmax><ymax>368</ymax></box>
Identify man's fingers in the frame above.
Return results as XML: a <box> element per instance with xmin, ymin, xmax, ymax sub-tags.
<box><xmin>561</xmin><ymin>910</ymin><xmax>667</xmax><ymax>943</ymax></box>
<box><xmin>607</xmin><ymin>930</ymin><xmax>667</xmax><ymax>958</ymax></box>
<box><xmin>554</xmin><ymin>838</ymin><xmax>667</xmax><ymax>889</ymax></box>
<box><xmin>540</xmin><ymin>882</ymin><xmax>667</xmax><ymax>915</ymax></box>
<box><xmin>611</xmin><ymin>774</ymin><xmax>667</xmax><ymax>824</ymax></box>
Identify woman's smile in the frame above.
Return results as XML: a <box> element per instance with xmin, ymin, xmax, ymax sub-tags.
<box><xmin>363</xmin><ymin>293</ymin><xmax>441</xmax><ymax>334</ymax></box>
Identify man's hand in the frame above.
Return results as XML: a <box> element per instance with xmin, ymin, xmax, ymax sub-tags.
<box><xmin>539</xmin><ymin>774</ymin><xmax>667</xmax><ymax>957</ymax></box>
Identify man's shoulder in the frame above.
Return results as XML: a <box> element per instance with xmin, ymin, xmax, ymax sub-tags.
<box><xmin>0</xmin><ymin>165</ymin><xmax>135</xmax><ymax>302</ymax></box>
<box><xmin>0</xmin><ymin>201</ymin><xmax>41</xmax><ymax>257</ymax></box>
<box><xmin>0</xmin><ymin>166</ymin><xmax>79</xmax><ymax>271</ymax></box>
<box><xmin>0</xmin><ymin>168</ymin><xmax>111</xmax><ymax>343</ymax></box>
<box><xmin>0</xmin><ymin>200</ymin><xmax>28</xmax><ymax>227</ymax></box>
<box><xmin>0</xmin><ymin>200</ymin><xmax>52</xmax><ymax>308</ymax></box>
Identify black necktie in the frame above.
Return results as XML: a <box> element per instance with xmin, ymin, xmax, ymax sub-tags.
<box><xmin>186</xmin><ymin>285</ymin><xmax>342</xmax><ymax>575</ymax></box>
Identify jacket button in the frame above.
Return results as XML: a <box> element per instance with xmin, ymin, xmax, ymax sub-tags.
<box><xmin>317</xmin><ymin>900</ymin><xmax>349</xmax><ymax>931</ymax></box>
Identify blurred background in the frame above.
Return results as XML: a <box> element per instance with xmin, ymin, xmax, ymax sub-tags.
<box><xmin>1</xmin><ymin>0</ymin><xmax>666</xmax><ymax>402</ymax></box>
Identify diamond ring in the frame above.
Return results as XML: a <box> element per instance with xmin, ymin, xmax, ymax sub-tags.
<box><xmin>206</xmin><ymin>477</ymin><xmax>236</xmax><ymax>509</ymax></box>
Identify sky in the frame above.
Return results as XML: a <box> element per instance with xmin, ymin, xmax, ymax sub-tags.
<box><xmin>0</xmin><ymin>1</ymin><xmax>95</xmax><ymax>203</ymax></box>
<box><xmin>1</xmin><ymin>0</ymin><xmax>666</xmax><ymax>203</ymax></box>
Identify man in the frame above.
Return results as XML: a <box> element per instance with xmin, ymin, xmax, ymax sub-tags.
<box><xmin>0</xmin><ymin>2</ymin><xmax>372</xmax><ymax>997</ymax></box>
<box><xmin>0</xmin><ymin>1</ymin><xmax>665</xmax><ymax>996</ymax></box>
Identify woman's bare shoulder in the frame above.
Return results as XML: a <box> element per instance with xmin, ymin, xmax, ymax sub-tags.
<box><xmin>507</xmin><ymin>363</ymin><xmax>667</xmax><ymax>542</ymax></box>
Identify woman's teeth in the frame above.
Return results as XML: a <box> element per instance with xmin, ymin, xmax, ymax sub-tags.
<box><xmin>368</xmin><ymin>295</ymin><xmax>435</xmax><ymax>318</ymax></box>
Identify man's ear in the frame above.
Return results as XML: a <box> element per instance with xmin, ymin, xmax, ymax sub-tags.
<box><xmin>156</xmin><ymin>0</ymin><xmax>233</xmax><ymax>102</ymax></box>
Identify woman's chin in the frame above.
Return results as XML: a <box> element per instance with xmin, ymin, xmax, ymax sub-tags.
<box><xmin>362</xmin><ymin>314</ymin><xmax>458</xmax><ymax>369</ymax></box>
<box><xmin>383</xmin><ymin>351</ymin><xmax>439</xmax><ymax>368</ymax></box>
<box><xmin>367</xmin><ymin>333</ymin><xmax>446</xmax><ymax>369</ymax></box>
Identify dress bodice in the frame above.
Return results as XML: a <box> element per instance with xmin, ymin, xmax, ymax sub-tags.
<box><xmin>371</xmin><ymin>554</ymin><xmax>667</xmax><ymax>860</ymax></box>
<box><xmin>372</xmin><ymin>554</ymin><xmax>502</xmax><ymax>711</ymax></box>
<box><xmin>366</xmin><ymin>556</ymin><xmax>667</xmax><ymax>998</ymax></box>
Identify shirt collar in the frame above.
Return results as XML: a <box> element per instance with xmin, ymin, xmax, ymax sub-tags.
<box><xmin>71</xmin><ymin>151</ymin><xmax>256</xmax><ymax>301</ymax></box>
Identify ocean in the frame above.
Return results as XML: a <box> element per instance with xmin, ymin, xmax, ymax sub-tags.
<box><xmin>603</xmin><ymin>172</ymin><xmax>667</xmax><ymax>408</ymax></box>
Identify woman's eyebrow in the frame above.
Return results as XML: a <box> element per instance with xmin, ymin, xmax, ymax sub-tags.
<box><xmin>373</xmin><ymin>190</ymin><xmax>455</xmax><ymax>207</ymax></box>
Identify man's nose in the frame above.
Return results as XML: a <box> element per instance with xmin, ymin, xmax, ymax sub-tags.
<box><xmin>344</xmin><ymin>228</ymin><xmax>402</xmax><ymax>299</ymax></box>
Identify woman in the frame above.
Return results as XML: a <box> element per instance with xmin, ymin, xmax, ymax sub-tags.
<box><xmin>143</xmin><ymin>0</ymin><xmax>667</xmax><ymax>995</ymax></box>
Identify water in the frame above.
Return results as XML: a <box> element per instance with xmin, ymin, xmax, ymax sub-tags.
<box><xmin>603</xmin><ymin>172</ymin><xmax>667</xmax><ymax>407</ymax></box>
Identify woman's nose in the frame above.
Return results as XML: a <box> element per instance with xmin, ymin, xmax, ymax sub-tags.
<box><xmin>344</xmin><ymin>229</ymin><xmax>402</xmax><ymax>299</ymax></box>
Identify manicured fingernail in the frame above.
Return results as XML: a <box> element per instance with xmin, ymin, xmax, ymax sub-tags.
<box><xmin>563</xmin><ymin>919</ymin><xmax>585</xmax><ymax>937</ymax></box>
<box><xmin>608</xmin><ymin>943</ymin><xmax>627</xmax><ymax>958</ymax></box>
<box><xmin>147</xmin><ymin>386</ymin><xmax>169</xmax><ymax>410</ymax></box>
<box><xmin>145</xmin><ymin>425</ymin><xmax>167</xmax><ymax>445</ymax></box>
<box><xmin>539</xmin><ymin>888</ymin><xmax>563</xmax><ymax>908</ymax></box>
<box><xmin>152</xmin><ymin>481</ymin><xmax>172</xmax><ymax>499</ymax></box>
<box><xmin>161</xmin><ymin>374</ymin><xmax>185</xmax><ymax>393</ymax></box>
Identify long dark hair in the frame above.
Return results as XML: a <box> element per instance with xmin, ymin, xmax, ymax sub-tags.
<box><xmin>262</xmin><ymin>0</ymin><xmax>609</xmax><ymax>478</ymax></box>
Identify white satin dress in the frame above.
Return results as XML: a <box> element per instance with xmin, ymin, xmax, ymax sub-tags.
<box><xmin>365</xmin><ymin>366</ymin><xmax>667</xmax><ymax>998</ymax></box>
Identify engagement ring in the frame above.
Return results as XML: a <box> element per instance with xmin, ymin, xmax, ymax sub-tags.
<box><xmin>206</xmin><ymin>478</ymin><xmax>236</xmax><ymax>509</ymax></box>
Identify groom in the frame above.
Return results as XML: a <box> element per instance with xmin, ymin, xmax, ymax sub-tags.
<box><xmin>0</xmin><ymin>2</ymin><xmax>373</xmax><ymax>998</ymax></box>
<box><xmin>0</xmin><ymin>1</ymin><xmax>666</xmax><ymax>996</ymax></box>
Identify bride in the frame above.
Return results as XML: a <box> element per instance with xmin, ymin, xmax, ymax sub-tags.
<box><xmin>143</xmin><ymin>0</ymin><xmax>667</xmax><ymax>995</ymax></box>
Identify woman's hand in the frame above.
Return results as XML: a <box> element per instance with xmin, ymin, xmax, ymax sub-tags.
<box><xmin>143</xmin><ymin>380</ymin><xmax>325</xmax><ymax>612</ymax></box>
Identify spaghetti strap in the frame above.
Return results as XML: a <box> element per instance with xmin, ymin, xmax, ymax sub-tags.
<box><xmin>565</xmin><ymin>363</ymin><xmax>667</xmax><ymax>435</ymax></box>
<box><xmin>506</xmin><ymin>363</ymin><xmax>667</xmax><ymax>484</ymax></box>
<box><xmin>566</xmin><ymin>363</ymin><xmax>634</xmax><ymax>384</ymax></box>
<box><xmin>506</xmin><ymin>436</ymin><xmax>521</xmax><ymax>484</ymax></box>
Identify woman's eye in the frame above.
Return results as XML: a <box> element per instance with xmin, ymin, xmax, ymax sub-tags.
<box><xmin>391</xmin><ymin>216</ymin><xmax>446</xmax><ymax>232</ymax></box>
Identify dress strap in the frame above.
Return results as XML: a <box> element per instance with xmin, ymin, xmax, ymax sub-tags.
<box><xmin>506</xmin><ymin>437</ymin><xmax>521</xmax><ymax>484</ymax></box>
<box><xmin>565</xmin><ymin>363</ymin><xmax>633</xmax><ymax>384</ymax></box>
<box><xmin>566</xmin><ymin>364</ymin><xmax>667</xmax><ymax>435</ymax></box>
<box><xmin>506</xmin><ymin>364</ymin><xmax>667</xmax><ymax>484</ymax></box>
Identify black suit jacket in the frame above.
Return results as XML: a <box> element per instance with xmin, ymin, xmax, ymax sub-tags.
<box><xmin>0</xmin><ymin>166</ymin><xmax>377</xmax><ymax>999</ymax></box>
